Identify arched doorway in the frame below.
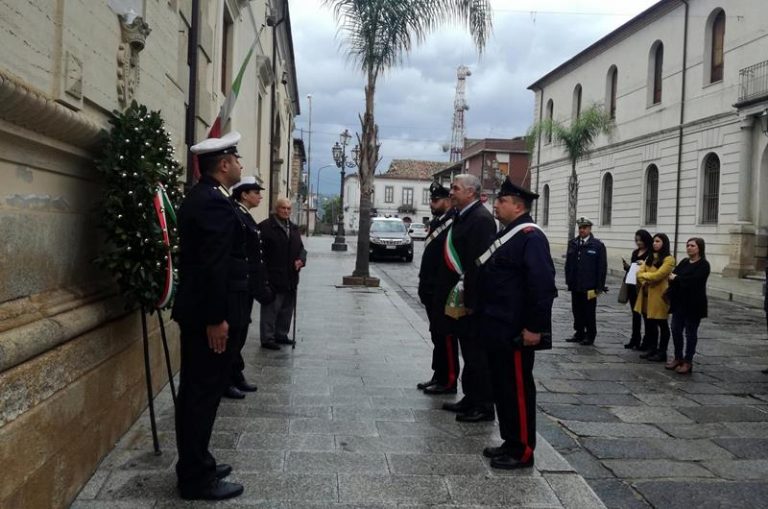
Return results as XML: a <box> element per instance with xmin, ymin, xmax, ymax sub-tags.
<box><xmin>757</xmin><ymin>143</ymin><xmax>768</xmax><ymax>271</ymax></box>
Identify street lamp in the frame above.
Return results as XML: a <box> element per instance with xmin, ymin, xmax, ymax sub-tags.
<box><xmin>330</xmin><ymin>129</ymin><xmax>358</xmax><ymax>252</ymax></box>
<box><xmin>305</xmin><ymin>94</ymin><xmax>312</xmax><ymax>232</ymax></box>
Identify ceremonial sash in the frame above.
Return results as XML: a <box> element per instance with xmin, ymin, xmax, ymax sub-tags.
<box><xmin>153</xmin><ymin>184</ymin><xmax>177</xmax><ymax>309</ymax></box>
<box><xmin>424</xmin><ymin>217</ymin><xmax>453</xmax><ymax>249</ymax></box>
<box><xmin>475</xmin><ymin>223</ymin><xmax>542</xmax><ymax>267</ymax></box>
<box><xmin>444</xmin><ymin>226</ymin><xmax>467</xmax><ymax>318</ymax></box>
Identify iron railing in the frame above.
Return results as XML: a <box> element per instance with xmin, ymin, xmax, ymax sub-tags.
<box><xmin>738</xmin><ymin>60</ymin><xmax>768</xmax><ymax>104</ymax></box>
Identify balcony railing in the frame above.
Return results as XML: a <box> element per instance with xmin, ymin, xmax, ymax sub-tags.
<box><xmin>738</xmin><ymin>60</ymin><xmax>768</xmax><ymax>104</ymax></box>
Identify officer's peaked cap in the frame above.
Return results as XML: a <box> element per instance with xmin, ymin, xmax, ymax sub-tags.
<box><xmin>191</xmin><ymin>131</ymin><xmax>242</xmax><ymax>158</ymax></box>
<box><xmin>576</xmin><ymin>216</ymin><xmax>593</xmax><ymax>226</ymax></box>
<box><xmin>498</xmin><ymin>178</ymin><xmax>539</xmax><ymax>201</ymax></box>
<box><xmin>231</xmin><ymin>175</ymin><xmax>264</xmax><ymax>197</ymax></box>
<box><xmin>429</xmin><ymin>181</ymin><xmax>450</xmax><ymax>199</ymax></box>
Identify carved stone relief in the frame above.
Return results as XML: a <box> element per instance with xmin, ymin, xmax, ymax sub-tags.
<box><xmin>116</xmin><ymin>15</ymin><xmax>151</xmax><ymax>108</ymax></box>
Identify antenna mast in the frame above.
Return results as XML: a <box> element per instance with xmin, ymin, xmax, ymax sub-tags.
<box><xmin>449</xmin><ymin>65</ymin><xmax>471</xmax><ymax>162</ymax></box>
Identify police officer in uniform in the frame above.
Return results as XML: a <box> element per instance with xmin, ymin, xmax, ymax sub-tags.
<box><xmin>436</xmin><ymin>174</ymin><xmax>497</xmax><ymax>422</ymax></box>
<box><xmin>565</xmin><ymin>216</ymin><xmax>607</xmax><ymax>345</ymax></box>
<box><xmin>416</xmin><ymin>182</ymin><xmax>459</xmax><ymax>395</ymax></box>
<box><xmin>223</xmin><ymin>176</ymin><xmax>272</xmax><ymax>399</ymax></box>
<box><xmin>477</xmin><ymin>179</ymin><xmax>557</xmax><ymax>470</ymax></box>
<box><xmin>171</xmin><ymin>132</ymin><xmax>248</xmax><ymax>501</ymax></box>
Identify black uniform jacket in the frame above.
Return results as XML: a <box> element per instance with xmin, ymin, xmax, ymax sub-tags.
<box><xmin>171</xmin><ymin>175</ymin><xmax>249</xmax><ymax>327</ymax></box>
<box><xmin>564</xmin><ymin>234</ymin><xmax>607</xmax><ymax>292</ymax></box>
<box><xmin>477</xmin><ymin>213</ymin><xmax>557</xmax><ymax>338</ymax></box>
<box><xmin>417</xmin><ymin>210</ymin><xmax>455</xmax><ymax>303</ymax></box>
<box><xmin>433</xmin><ymin>201</ymin><xmax>497</xmax><ymax>312</ymax></box>
<box><xmin>233</xmin><ymin>200</ymin><xmax>272</xmax><ymax>304</ymax></box>
<box><xmin>259</xmin><ymin>215</ymin><xmax>307</xmax><ymax>293</ymax></box>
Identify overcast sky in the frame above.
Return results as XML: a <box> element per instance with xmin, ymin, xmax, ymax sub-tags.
<box><xmin>290</xmin><ymin>0</ymin><xmax>659</xmax><ymax>195</ymax></box>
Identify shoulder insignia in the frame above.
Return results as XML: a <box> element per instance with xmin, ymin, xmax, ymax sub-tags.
<box><xmin>523</xmin><ymin>226</ymin><xmax>535</xmax><ymax>233</ymax></box>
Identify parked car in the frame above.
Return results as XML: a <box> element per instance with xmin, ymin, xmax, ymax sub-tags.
<box><xmin>369</xmin><ymin>217</ymin><xmax>413</xmax><ymax>262</ymax></box>
<box><xmin>408</xmin><ymin>223</ymin><xmax>428</xmax><ymax>240</ymax></box>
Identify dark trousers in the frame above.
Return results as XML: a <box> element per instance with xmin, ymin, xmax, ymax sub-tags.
<box><xmin>260</xmin><ymin>291</ymin><xmax>295</xmax><ymax>343</ymax></box>
<box><xmin>645</xmin><ymin>318</ymin><xmax>670</xmax><ymax>355</ymax></box>
<box><xmin>423</xmin><ymin>296</ymin><xmax>460</xmax><ymax>386</ymax></box>
<box><xmin>571</xmin><ymin>291</ymin><xmax>597</xmax><ymax>339</ymax></box>
<box><xmin>175</xmin><ymin>322</ymin><xmax>242</xmax><ymax>489</ymax></box>
<box><xmin>487</xmin><ymin>336</ymin><xmax>536</xmax><ymax>461</ymax></box>
<box><xmin>627</xmin><ymin>285</ymin><xmax>647</xmax><ymax>345</ymax></box>
<box><xmin>671</xmin><ymin>313</ymin><xmax>701</xmax><ymax>362</ymax></box>
<box><xmin>231</xmin><ymin>299</ymin><xmax>254</xmax><ymax>385</ymax></box>
<box><xmin>454</xmin><ymin>316</ymin><xmax>493</xmax><ymax>409</ymax></box>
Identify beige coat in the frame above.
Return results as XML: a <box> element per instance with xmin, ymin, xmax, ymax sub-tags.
<box><xmin>633</xmin><ymin>255</ymin><xmax>675</xmax><ymax>319</ymax></box>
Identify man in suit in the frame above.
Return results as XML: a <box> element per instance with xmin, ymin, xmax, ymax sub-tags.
<box><xmin>417</xmin><ymin>182</ymin><xmax>459</xmax><ymax>395</ymax></box>
<box><xmin>435</xmin><ymin>174</ymin><xmax>497</xmax><ymax>422</ymax></box>
<box><xmin>171</xmin><ymin>132</ymin><xmax>247</xmax><ymax>501</ymax></box>
<box><xmin>224</xmin><ymin>175</ymin><xmax>271</xmax><ymax>399</ymax></box>
<box><xmin>259</xmin><ymin>197</ymin><xmax>307</xmax><ymax>349</ymax></box>
<box><xmin>477</xmin><ymin>179</ymin><xmax>557</xmax><ymax>470</ymax></box>
<box><xmin>564</xmin><ymin>216</ymin><xmax>607</xmax><ymax>345</ymax></box>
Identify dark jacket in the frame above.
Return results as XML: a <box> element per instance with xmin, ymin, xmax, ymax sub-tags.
<box><xmin>232</xmin><ymin>200</ymin><xmax>273</xmax><ymax>304</ymax></box>
<box><xmin>477</xmin><ymin>213</ymin><xmax>557</xmax><ymax>339</ymax></box>
<box><xmin>172</xmin><ymin>175</ymin><xmax>249</xmax><ymax>327</ymax></box>
<box><xmin>259</xmin><ymin>215</ymin><xmax>307</xmax><ymax>293</ymax></box>
<box><xmin>668</xmin><ymin>258</ymin><xmax>710</xmax><ymax>319</ymax></box>
<box><xmin>565</xmin><ymin>234</ymin><xmax>607</xmax><ymax>292</ymax></box>
<box><xmin>417</xmin><ymin>210</ymin><xmax>455</xmax><ymax>303</ymax></box>
<box><xmin>433</xmin><ymin>201</ymin><xmax>497</xmax><ymax>314</ymax></box>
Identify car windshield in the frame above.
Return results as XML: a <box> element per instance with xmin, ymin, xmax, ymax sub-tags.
<box><xmin>411</xmin><ymin>224</ymin><xmax>426</xmax><ymax>230</ymax></box>
<box><xmin>371</xmin><ymin>221</ymin><xmax>406</xmax><ymax>234</ymax></box>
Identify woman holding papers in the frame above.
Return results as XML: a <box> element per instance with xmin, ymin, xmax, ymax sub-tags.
<box><xmin>622</xmin><ymin>230</ymin><xmax>653</xmax><ymax>350</ymax></box>
<box><xmin>634</xmin><ymin>233</ymin><xmax>675</xmax><ymax>363</ymax></box>
<box><xmin>666</xmin><ymin>238</ymin><xmax>710</xmax><ymax>374</ymax></box>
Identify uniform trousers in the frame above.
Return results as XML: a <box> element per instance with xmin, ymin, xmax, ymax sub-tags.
<box><xmin>571</xmin><ymin>291</ymin><xmax>597</xmax><ymax>339</ymax></box>
<box><xmin>486</xmin><ymin>334</ymin><xmax>536</xmax><ymax>461</ymax></box>
<box><xmin>230</xmin><ymin>299</ymin><xmax>254</xmax><ymax>385</ymax></box>
<box><xmin>260</xmin><ymin>291</ymin><xmax>295</xmax><ymax>343</ymax></box>
<box><xmin>422</xmin><ymin>295</ymin><xmax>459</xmax><ymax>387</ymax></box>
<box><xmin>175</xmin><ymin>320</ymin><xmax>245</xmax><ymax>489</ymax></box>
<box><xmin>453</xmin><ymin>315</ymin><xmax>493</xmax><ymax>410</ymax></box>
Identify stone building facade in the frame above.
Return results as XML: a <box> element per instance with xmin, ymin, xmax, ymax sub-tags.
<box><xmin>528</xmin><ymin>0</ymin><xmax>768</xmax><ymax>276</ymax></box>
<box><xmin>0</xmin><ymin>1</ymin><xmax>298</xmax><ymax>507</ymax></box>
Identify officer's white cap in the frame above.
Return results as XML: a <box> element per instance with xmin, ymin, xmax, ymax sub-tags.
<box><xmin>231</xmin><ymin>175</ymin><xmax>264</xmax><ymax>194</ymax></box>
<box><xmin>191</xmin><ymin>131</ymin><xmax>242</xmax><ymax>157</ymax></box>
<box><xmin>576</xmin><ymin>216</ymin><xmax>593</xmax><ymax>226</ymax></box>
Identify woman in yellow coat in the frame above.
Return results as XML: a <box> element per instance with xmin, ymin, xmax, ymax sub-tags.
<box><xmin>634</xmin><ymin>233</ymin><xmax>675</xmax><ymax>362</ymax></box>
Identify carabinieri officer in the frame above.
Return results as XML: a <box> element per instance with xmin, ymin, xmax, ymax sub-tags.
<box><xmin>416</xmin><ymin>181</ymin><xmax>459</xmax><ymax>395</ymax></box>
<box><xmin>171</xmin><ymin>132</ymin><xmax>249</xmax><ymax>501</ymax></box>
<box><xmin>476</xmin><ymin>179</ymin><xmax>557</xmax><ymax>470</ymax></box>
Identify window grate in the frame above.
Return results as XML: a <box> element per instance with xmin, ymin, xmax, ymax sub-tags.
<box><xmin>645</xmin><ymin>165</ymin><xmax>658</xmax><ymax>225</ymax></box>
<box><xmin>601</xmin><ymin>174</ymin><xmax>613</xmax><ymax>226</ymax></box>
<box><xmin>702</xmin><ymin>154</ymin><xmax>720</xmax><ymax>224</ymax></box>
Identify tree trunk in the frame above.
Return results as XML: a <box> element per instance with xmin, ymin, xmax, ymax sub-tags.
<box><xmin>567</xmin><ymin>161</ymin><xmax>578</xmax><ymax>241</ymax></box>
<box><xmin>353</xmin><ymin>71</ymin><xmax>379</xmax><ymax>278</ymax></box>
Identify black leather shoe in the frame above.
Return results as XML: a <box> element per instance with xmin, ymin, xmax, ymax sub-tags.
<box><xmin>223</xmin><ymin>386</ymin><xmax>245</xmax><ymax>399</ymax></box>
<box><xmin>490</xmin><ymin>455</ymin><xmax>534</xmax><ymax>470</ymax></box>
<box><xmin>442</xmin><ymin>398</ymin><xmax>470</xmax><ymax>413</ymax></box>
<box><xmin>215</xmin><ymin>463</ymin><xmax>232</xmax><ymax>479</ymax></box>
<box><xmin>179</xmin><ymin>479</ymin><xmax>244</xmax><ymax>501</ymax></box>
<box><xmin>235</xmin><ymin>380</ymin><xmax>258</xmax><ymax>392</ymax></box>
<box><xmin>580</xmin><ymin>338</ymin><xmax>595</xmax><ymax>346</ymax></box>
<box><xmin>639</xmin><ymin>350</ymin><xmax>654</xmax><ymax>359</ymax></box>
<box><xmin>646</xmin><ymin>352</ymin><xmax>666</xmax><ymax>362</ymax></box>
<box><xmin>261</xmin><ymin>341</ymin><xmax>281</xmax><ymax>350</ymax></box>
<box><xmin>565</xmin><ymin>335</ymin><xmax>584</xmax><ymax>343</ymax></box>
<box><xmin>423</xmin><ymin>384</ymin><xmax>457</xmax><ymax>395</ymax></box>
<box><xmin>624</xmin><ymin>341</ymin><xmax>639</xmax><ymax>349</ymax></box>
<box><xmin>416</xmin><ymin>378</ymin><xmax>438</xmax><ymax>390</ymax></box>
<box><xmin>482</xmin><ymin>446</ymin><xmax>509</xmax><ymax>459</ymax></box>
<box><xmin>456</xmin><ymin>408</ymin><xmax>495</xmax><ymax>423</ymax></box>
<box><xmin>274</xmin><ymin>337</ymin><xmax>295</xmax><ymax>345</ymax></box>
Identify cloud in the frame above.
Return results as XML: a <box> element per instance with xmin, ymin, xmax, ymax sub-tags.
<box><xmin>290</xmin><ymin>0</ymin><xmax>658</xmax><ymax>194</ymax></box>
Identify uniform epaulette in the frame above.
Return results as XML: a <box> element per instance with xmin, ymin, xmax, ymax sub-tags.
<box><xmin>523</xmin><ymin>226</ymin><xmax>535</xmax><ymax>233</ymax></box>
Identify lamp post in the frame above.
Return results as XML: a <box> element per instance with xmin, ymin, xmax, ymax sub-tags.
<box><xmin>331</xmin><ymin>129</ymin><xmax>358</xmax><ymax>252</ymax></box>
<box><xmin>305</xmin><ymin>94</ymin><xmax>312</xmax><ymax>232</ymax></box>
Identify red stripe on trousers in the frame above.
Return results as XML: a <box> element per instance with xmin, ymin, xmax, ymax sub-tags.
<box><xmin>513</xmin><ymin>350</ymin><xmax>533</xmax><ymax>462</ymax></box>
<box><xmin>445</xmin><ymin>334</ymin><xmax>456</xmax><ymax>386</ymax></box>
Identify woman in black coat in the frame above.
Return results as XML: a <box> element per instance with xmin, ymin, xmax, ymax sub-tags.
<box><xmin>666</xmin><ymin>237</ymin><xmax>710</xmax><ymax>374</ymax></box>
<box><xmin>623</xmin><ymin>230</ymin><xmax>653</xmax><ymax>350</ymax></box>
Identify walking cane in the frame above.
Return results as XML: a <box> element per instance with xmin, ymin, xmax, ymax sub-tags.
<box><xmin>291</xmin><ymin>285</ymin><xmax>297</xmax><ymax>350</ymax></box>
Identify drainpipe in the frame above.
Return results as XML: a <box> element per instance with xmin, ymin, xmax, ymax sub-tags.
<box><xmin>184</xmin><ymin>0</ymin><xmax>200</xmax><ymax>187</ymax></box>
<box><xmin>268</xmin><ymin>3</ymin><xmax>286</xmax><ymax>212</ymax></box>
<box><xmin>673</xmin><ymin>0</ymin><xmax>690</xmax><ymax>257</ymax></box>
<box><xmin>533</xmin><ymin>87</ymin><xmax>544</xmax><ymax>221</ymax></box>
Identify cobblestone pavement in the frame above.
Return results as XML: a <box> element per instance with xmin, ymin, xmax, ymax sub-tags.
<box><xmin>372</xmin><ymin>240</ymin><xmax>768</xmax><ymax>509</ymax></box>
<box><xmin>72</xmin><ymin>236</ymin><xmax>604</xmax><ymax>508</ymax></box>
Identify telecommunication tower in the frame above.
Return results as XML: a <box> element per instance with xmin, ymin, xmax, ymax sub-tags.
<box><xmin>449</xmin><ymin>65</ymin><xmax>471</xmax><ymax>162</ymax></box>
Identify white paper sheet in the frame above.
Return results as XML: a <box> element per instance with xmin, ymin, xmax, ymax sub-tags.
<box><xmin>625</xmin><ymin>263</ymin><xmax>640</xmax><ymax>285</ymax></box>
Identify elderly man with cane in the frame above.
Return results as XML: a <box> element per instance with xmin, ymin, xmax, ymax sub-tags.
<box><xmin>259</xmin><ymin>197</ymin><xmax>307</xmax><ymax>350</ymax></box>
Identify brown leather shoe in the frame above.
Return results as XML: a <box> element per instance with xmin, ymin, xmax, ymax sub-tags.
<box><xmin>665</xmin><ymin>358</ymin><xmax>683</xmax><ymax>370</ymax></box>
<box><xmin>675</xmin><ymin>362</ymin><xmax>693</xmax><ymax>374</ymax></box>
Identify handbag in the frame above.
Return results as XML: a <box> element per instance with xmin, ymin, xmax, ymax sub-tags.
<box><xmin>618</xmin><ymin>281</ymin><xmax>629</xmax><ymax>304</ymax></box>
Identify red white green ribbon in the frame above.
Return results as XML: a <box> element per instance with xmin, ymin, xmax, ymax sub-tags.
<box><xmin>443</xmin><ymin>227</ymin><xmax>465</xmax><ymax>312</ymax></box>
<box><xmin>153</xmin><ymin>184</ymin><xmax>175</xmax><ymax>309</ymax></box>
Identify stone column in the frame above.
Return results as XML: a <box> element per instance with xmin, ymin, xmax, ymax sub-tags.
<box><xmin>723</xmin><ymin>115</ymin><xmax>756</xmax><ymax>277</ymax></box>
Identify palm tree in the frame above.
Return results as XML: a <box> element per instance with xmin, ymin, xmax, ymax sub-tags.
<box><xmin>527</xmin><ymin>104</ymin><xmax>613</xmax><ymax>241</ymax></box>
<box><xmin>324</xmin><ymin>0</ymin><xmax>492</xmax><ymax>281</ymax></box>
